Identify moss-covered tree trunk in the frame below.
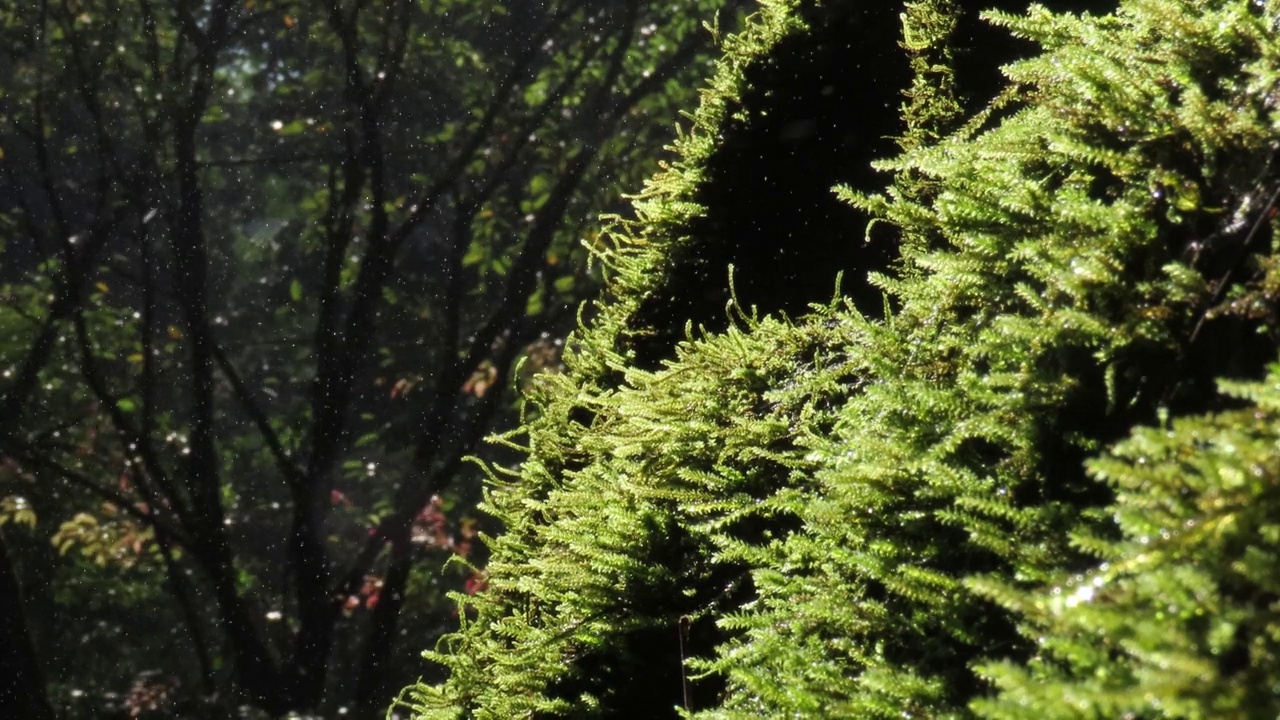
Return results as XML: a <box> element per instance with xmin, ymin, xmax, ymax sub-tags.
<box><xmin>397</xmin><ymin>0</ymin><xmax>1280</xmax><ymax>716</ymax></box>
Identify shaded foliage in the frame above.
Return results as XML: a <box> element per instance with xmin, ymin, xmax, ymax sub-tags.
<box><xmin>0</xmin><ymin>0</ymin><xmax>738</xmax><ymax>715</ymax></box>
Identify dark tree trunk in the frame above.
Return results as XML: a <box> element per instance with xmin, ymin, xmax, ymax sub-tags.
<box><xmin>0</xmin><ymin>532</ymin><xmax>55</xmax><ymax>720</ymax></box>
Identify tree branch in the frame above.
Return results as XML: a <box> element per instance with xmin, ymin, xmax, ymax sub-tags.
<box><xmin>333</xmin><ymin>0</ymin><xmax>711</xmax><ymax>606</ymax></box>
<box><xmin>165</xmin><ymin>6</ymin><xmax>292</xmax><ymax>707</ymax></box>
<box><xmin>210</xmin><ymin>342</ymin><xmax>305</xmax><ymax>490</ymax></box>
<box><xmin>70</xmin><ymin>311</ymin><xmax>192</xmax><ymax>530</ymax></box>
<box><xmin>384</xmin><ymin>0</ymin><xmax>591</xmax><ymax>249</ymax></box>
<box><xmin>1</xmin><ymin>441</ymin><xmax>189</xmax><ymax>546</ymax></box>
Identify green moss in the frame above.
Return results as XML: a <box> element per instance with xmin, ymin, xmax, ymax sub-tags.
<box><xmin>397</xmin><ymin>0</ymin><xmax>1280</xmax><ymax>716</ymax></box>
<box><xmin>972</xmin><ymin>365</ymin><xmax>1280</xmax><ymax>718</ymax></box>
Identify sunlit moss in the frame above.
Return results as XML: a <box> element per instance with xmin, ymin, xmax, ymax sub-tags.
<box><xmin>399</xmin><ymin>0</ymin><xmax>1280</xmax><ymax>716</ymax></box>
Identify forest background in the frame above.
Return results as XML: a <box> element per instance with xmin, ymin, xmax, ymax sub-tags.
<box><xmin>0</xmin><ymin>0</ymin><xmax>745</xmax><ymax>717</ymax></box>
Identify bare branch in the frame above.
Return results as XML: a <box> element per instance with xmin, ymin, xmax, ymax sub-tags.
<box><xmin>210</xmin><ymin>342</ymin><xmax>306</xmax><ymax>489</ymax></box>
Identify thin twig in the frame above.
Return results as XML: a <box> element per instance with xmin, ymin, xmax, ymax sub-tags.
<box><xmin>1189</xmin><ymin>181</ymin><xmax>1280</xmax><ymax>344</ymax></box>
